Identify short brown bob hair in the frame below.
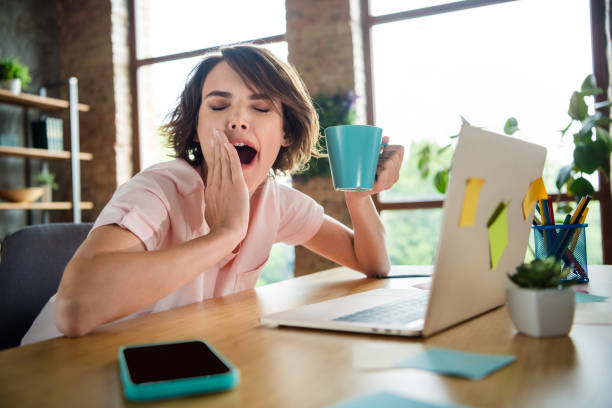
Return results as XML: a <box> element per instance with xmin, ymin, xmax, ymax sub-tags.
<box><xmin>163</xmin><ymin>44</ymin><xmax>320</xmax><ymax>175</ymax></box>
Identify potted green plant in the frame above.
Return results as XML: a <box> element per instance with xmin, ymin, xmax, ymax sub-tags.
<box><xmin>555</xmin><ymin>74</ymin><xmax>611</xmax><ymax>200</ymax></box>
<box><xmin>0</xmin><ymin>58</ymin><xmax>32</xmax><ymax>94</ymax></box>
<box><xmin>35</xmin><ymin>170</ymin><xmax>58</xmax><ymax>202</ymax></box>
<box><xmin>506</xmin><ymin>257</ymin><xmax>577</xmax><ymax>337</ymax></box>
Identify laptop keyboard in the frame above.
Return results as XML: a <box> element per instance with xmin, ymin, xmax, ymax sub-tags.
<box><xmin>333</xmin><ymin>291</ymin><xmax>429</xmax><ymax>326</ymax></box>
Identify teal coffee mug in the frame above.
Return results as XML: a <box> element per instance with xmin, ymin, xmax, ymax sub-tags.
<box><xmin>325</xmin><ymin>125</ymin><xmax>383</xmax><ymax>191</ymax></box>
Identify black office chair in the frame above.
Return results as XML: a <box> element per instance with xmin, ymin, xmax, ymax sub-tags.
<box><xmin>0</xmin><ymin>222</ymin><xmax>93</xmax><ymax>350</ymax></box>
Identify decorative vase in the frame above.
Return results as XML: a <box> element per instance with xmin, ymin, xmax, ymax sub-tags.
<box><xmin>1</xmin><ymin>78</ymin><xmax>22</xmax><ymax>94</ymax></box>
<box><xmin>506</xmin><ymin>286</ymin><xmax>575</xmax><ymax>337</ymax></box>
<box><xmin>41</xmin><ymin>184</ymin><xmax>52</xmax><ymax>202</ymax></box>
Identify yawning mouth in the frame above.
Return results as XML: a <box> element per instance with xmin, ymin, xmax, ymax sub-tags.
<box><xmin>233</xmin><ymin>143</ymin><xmax>257</xmax><ymax>165</ymax></box>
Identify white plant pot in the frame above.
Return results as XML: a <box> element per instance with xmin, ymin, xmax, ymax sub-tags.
<box><xmin>1</xmin><ymin>78</ymin><xmax>22</xmax><ymax>94</ymax></box>
<box><xmin>507</xmin><ymin>286</ymin><xmax>575</xmax><ymax>338</ymax></box>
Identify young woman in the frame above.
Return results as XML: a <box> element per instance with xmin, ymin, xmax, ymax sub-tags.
<box><xmin>22</xmin><ymin>44</ymin><xmax>404</xmax><ymax>344</ymax></box>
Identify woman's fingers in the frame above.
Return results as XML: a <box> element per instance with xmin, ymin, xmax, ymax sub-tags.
<box><xmin>215</xmin><ymin>131</ymin><xmax>233</xmax><ymax>183</ymax></box>
<box><xmin>372</xmin><ymin>143</ymin><xmax>404</xmax><ymax>190</ymax></box>
<box><xmin>224</xmin><ymin>143</ymin><xmax>243</xmax><ymax>184</ymax></box>
<box><xmin>206</xmin><ymin>130</ymin><xmax>218</xmax><ymax>186</ymax></box>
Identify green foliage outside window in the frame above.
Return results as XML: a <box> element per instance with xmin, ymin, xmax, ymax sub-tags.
<box><xmin>556</xmin><ymin>74</ymin><xmax>611</xmax><ymax>199</ymax></box>
<box><xmin>416</xmin><ymin>75</ymin><xmax>611</xmax><ymax>203</ymax></box>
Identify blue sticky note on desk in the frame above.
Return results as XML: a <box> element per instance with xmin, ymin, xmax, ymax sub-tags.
<box><xmin>576</xmin><ymin>292</ymin><xmax>609</xmax><ymax>303</ymax></box>
<box><xmin>329</xmin><ymin>391</ymin><xmax>467</xmax><ymax>408</ymax></box>
<box><xmin>394</xmin><ymin>348</ymin><xmax>516</xmax><ymax>380</ymax></box>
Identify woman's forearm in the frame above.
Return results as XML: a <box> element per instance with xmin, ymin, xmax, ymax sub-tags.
<box><xmin>54</xmin><ymin>227</ymin><xmax>240</xmax><ymax>337</ymax></box>
<box><xmin>345</xmin><ymin>193</ymin><xmax>391</xmax><ymax>276</ymax></box>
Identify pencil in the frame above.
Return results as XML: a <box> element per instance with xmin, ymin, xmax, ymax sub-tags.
<box><xmin>547</xmin><ymin>199</ymin><xmax>555</xmax><ymax>224</ymax></box>
<box><xmin>553</xmin><ymin>196</ymin><xmax>591</xmax><ymax>260</ymax></box>
<box><xmin>569</xmin><ymin>207</ymin><xmax>590</xmax><ymax>253</ymax></box>
<box><xmin>538</xmin><ymin>201</ymin><xmax>549</xmax><ymax>253</ymax></box>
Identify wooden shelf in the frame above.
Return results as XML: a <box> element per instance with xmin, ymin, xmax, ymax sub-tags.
<box><xmin>0</xmin><ymin>89</ymin><xmax>90</xmax><ymax>112</ymax></box>
<box><xmin>0</xmin><ymin>201</ymin><xmax>93</xmax><ymax>210</ymax></box>
<box><xmin>0</xmin><ymin>146</ymin><xmax>93</xmax><ymax>161</ymax></box>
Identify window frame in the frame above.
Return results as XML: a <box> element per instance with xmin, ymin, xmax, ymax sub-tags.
<box><xmin>361</xmin><ymin>0</ymin><xmax>612</xmax><ymax>262</ymax></box>
<box><xmin>127</xmin><ymin>0</ymin><xmax>286</xmax><ymax>172</ymax></box>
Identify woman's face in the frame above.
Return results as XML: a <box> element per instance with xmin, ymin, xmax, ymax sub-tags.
<box><xmin>196</xmin><ymin>61</ymin><xmax>288</xmax><ymax>195</ymax></box>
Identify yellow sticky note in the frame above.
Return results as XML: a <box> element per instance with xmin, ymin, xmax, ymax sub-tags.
<box><xmin>459</xmin><ymin>178</ymin><xmax>485</xmax><ymax>226</ymax></box>
<box><xmin>521</xmin><ymin>177</ymin><xmax>548</xmax><ymax>220</ymax></box>
<box><xmin>487</xmin><ymin>202</ymin><xmax>509</xmax><ymax>270</ymax></box>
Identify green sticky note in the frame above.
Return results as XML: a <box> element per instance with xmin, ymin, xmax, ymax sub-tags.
<box><xmin>487</xmin><ymin>202</ymin><xmax>509</xmax><ymax>270</ymax></box>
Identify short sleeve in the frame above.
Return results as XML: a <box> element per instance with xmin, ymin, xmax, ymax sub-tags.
<box><xmin>276</xmin><ymin>184</ymin><xmax>324</xmax><ymax>245</ymax></box>
<box><xmin>92</xmin><ymin>173</ymin><xmax>172</xmax><ymax>251</ymax></box>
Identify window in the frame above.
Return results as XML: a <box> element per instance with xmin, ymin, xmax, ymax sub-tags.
<box><xmin>135</xmin><ymin>0</ymin><xmax>286</xmax><ymax>60</ymax></box>
<box><xmin>366</xmin><ymin>0</ymin><xmax>605</xmax><ymax>264</ymax></box>
<box><xmin>132</xmin><ymin>0</ymin><xmax>292</xmax><ymax>285</ymax></box>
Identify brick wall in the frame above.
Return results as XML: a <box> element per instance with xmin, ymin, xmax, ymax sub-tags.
<box><xmin>58</xmin><ymin>0</ymin><xmax>133</xmax><ymax>220</ymax></box>
<box><xmin>110</xmin><ymin>0</ymin><xmax>134</xmax><ymax>187</ymax></box>
<box><xmin>286</xmin><ymin>0</ymin><xmax>366</xmax><ymax>275</ymax></box>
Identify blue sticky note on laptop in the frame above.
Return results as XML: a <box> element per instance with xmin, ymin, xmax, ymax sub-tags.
<box><xmin>394</xmin><ymin>348</ymin><xmax>516</xmax><ymax>380</ymax></box>
<box><xmin>576</xmin><ymin>292</ymin><xmax>609</xmax><ymax>303</ymax></box>
<box><xmin>328</xmin><ymin>391</ymin><xmax>468</xmax><ymax>408</ymax></box>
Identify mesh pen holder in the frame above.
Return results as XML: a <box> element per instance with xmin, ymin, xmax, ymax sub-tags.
<box><xmin>532</xmin><ymin>223</ymin><xmax>588</xmax><ymax>283</ymax></box>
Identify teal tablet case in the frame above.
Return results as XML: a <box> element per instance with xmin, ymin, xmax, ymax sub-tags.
<box><xmin>118</xmin><ymin>339</ymin><xmax>240</xmax><ymax>401</ymax></box>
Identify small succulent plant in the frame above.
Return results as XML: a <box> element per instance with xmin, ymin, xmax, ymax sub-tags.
<box><xmin>508</xmin><ymin>257</ymin><xmax>577</xmax><ymax>289</ymax></box>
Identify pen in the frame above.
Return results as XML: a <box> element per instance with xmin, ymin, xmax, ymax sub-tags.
<box><xmin>569</xmin><ymin>207</ymin><xmax>590</xmax><ymax>253</ymax></box>
<box><xmin>547</xmin><ymin>199</ymin><xmax>555</xmax><ymax>224</ymax></box>
<box><xmin>570</xmin><ymin>195</ymin><xmax>591</xmax><ymax>225</ymax></box>
<box><xmin>540</xmin><ymin>200</ymin><xmax>552</xmax><ymax>254</ymax></box>
<box><xmin>550</xmin><ymin>214</ymin><xmax>572</xmax><ymax>259</ymax></box>
<box><xmin>553</xmin><ymin>196</ymin><xmax>591</xmax><ymax>260</ymax></box>
<box><xmin>533</xmin><ymin>214</ymin><xmax>542</xmax><ymax>225</ymax></box>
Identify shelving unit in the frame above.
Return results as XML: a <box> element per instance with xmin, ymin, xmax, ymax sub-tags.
<box><xmin>0</xmin><ymin>79</ymin><xmax>92</xmax><ymax>223</ymax></box>
<box><xmin>0</xmin><ymin>146</ymin><xmax>93</xmax><ymax>161</ymax></box>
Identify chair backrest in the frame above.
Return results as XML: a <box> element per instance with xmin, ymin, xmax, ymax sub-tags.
<box><xmin>0</xmin><ymin>222</ymin><xmax>93</xmax><ymax>350</ymax></box>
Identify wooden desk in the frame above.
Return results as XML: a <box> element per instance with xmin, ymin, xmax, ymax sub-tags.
<box><xmin>1</xmin><ymin>265</ymin><xmax>611</xmax><ymax>407</ymax></box>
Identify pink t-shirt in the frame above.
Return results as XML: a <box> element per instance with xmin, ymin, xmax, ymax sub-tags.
<box><xmin>21</xmin><ymin>159</ymin><xmax>324</xmax><ymax>345</ymax></box>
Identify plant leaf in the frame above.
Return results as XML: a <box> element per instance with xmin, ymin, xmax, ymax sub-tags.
<box><xmin>438</xmin><ymin>143</ymin><xmax>452</xmax><ymax>154</ymax></box>
<box><xmin>503</xmin><ymin>117</ymin><xmax>519</xmax><ymax>135</ymax></box>
<box><xmin>595</xmin><ymin>116</ymin><xmax>612</xmax><ymax>128</ymax></box>
<box><xmin>596</xmin><ymin>126</ymin><xmax>612</xmax><ymax>152</ymax></box>
<box><xmin>579</xmin><ymin>112</ymin><xmax>602</xmax><ymax>137</ymax></box>
<box><xmin>581</xmin><ymin>74</ymin><xmax>603</xmax><ymax>96</ymax></box>
<box><xmin>555</xmin><ymin>163</ymin><xmax>574</xmax><ymax>190</ymax></box>
<box><xmin>559</xmin><ymin>121</ymin><xmax>573</xmax><ymax>138</ymax></box>
<box><xmin>569</xmin><ymin>177</ymin><xmax>595</xmax><ymax>199</ymax></box>
<box><xmin>568</xmin><ymin>91</ymin><xmax>588</xmax><ymax>121</ymax></box>
<box><xmin>574</xmin><ymin>142</ymin><xmax>600</xmax><ymax>174</ymax></box>
<box><xmin>593</xmin><ymin>138</ymin><xmax>610</xmax><ymax>176</ymax></box>
<box><xmin>433</xmin><ymin>168</ymin><xmax>449</xmax><ymax>194</ymax></box>
<box><xmin>594</xmin><ymin>100</ymin><xmax>612</xmax><ymax>109</ymax></box>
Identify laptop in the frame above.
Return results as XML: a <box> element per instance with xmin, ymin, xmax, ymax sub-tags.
<box><xmin>261</xmin><ymin>125</ymin><xmax>547</xmax><ymax>337</ymax></box>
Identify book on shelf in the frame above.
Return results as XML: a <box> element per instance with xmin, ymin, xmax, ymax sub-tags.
<box><xmin>31</xmin><ymin>115</ymin><xmax>63</xmax><ymax>151</ymax></box>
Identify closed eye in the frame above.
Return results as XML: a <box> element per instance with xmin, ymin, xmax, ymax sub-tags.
<box><xmin>210</xmin><ymin>105</ymin><xmax>227</xmax><ymax>111</ymax></box>
<box><xmin>254</xmin><ymin>107</ymin><xmax>270</xmax><ymax>113</ymax></box>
